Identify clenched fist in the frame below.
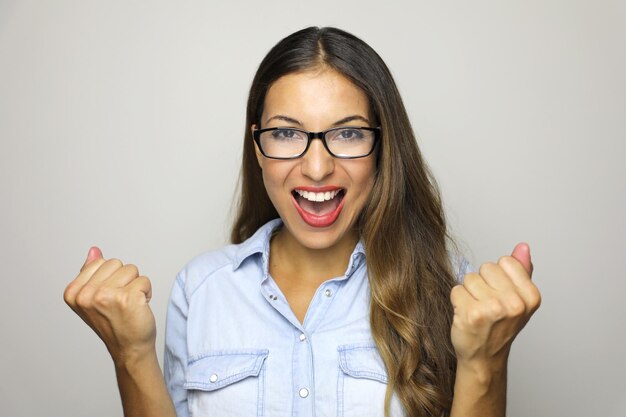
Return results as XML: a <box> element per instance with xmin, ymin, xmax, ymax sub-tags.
<box><xmin>64</xmin><ymin>247</ymin><xmax>157</xmax><ymax>364</ymax></box>
<box><xmin>450</xmin><ymin>243</ymin><xmax>541</xmax><ymax>368</ymax></box>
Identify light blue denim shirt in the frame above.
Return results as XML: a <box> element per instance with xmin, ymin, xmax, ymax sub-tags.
<box><xmin>164</xmin><ymin>219</ymin><xmax>471</xmax><ymax>417</ymax></box>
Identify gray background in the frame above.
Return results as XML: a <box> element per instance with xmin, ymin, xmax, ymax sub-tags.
<box><xmin>1</xmin><ymin>1</ymin><xmax>625</xmax><ymax>416</ymax></box>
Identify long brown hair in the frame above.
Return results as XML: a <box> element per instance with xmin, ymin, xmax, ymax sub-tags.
<box><xmin>232</xmin><ymin>27</ymin><xmax>458</xmax><ymax>417</ymax></box>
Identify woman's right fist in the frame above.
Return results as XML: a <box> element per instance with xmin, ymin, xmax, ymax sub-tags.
<box><xmin>64</xmin><ymin>247</ymin><xmax>157</xmax><ymax>364</ymax></box>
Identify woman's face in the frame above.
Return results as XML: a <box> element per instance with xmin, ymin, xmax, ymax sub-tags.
<box><xmin>253</xmin><ymin>69</ymin><xmax>376</xmax><ymax>251</ymax></box>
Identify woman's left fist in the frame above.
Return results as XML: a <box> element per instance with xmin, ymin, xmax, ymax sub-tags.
<box><xmin>450</xmin><ymin>243</ymin><xmax>542</xmax><ymax>366</ymax></box>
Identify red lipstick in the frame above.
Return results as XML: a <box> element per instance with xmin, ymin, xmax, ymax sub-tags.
<box><xmin>293</xmin><ymin>185</ymin><xmax>342</xmax><ymax>192</ymax></box>
<box><xmin>291</xmin><ymin>187</ymin><xmax>345</xmax><ymax>228</ymax></box>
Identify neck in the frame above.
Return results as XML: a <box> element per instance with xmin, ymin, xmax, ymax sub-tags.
<box><xmin>270</xmin><ymin>227</ymin><xmax>358</xmax><ymax>287</ymax></box>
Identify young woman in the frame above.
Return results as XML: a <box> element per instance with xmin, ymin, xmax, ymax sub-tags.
<box><xmin>64</xmin><ymin>27</ymin><xmax>541</xmax><ymax>417</ymax></box>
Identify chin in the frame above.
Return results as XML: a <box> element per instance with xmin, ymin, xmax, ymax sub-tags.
<box><xmin>282</xmin><ymin>212</ymin><xmax>359</xmax><ymax>251</ymax></box>
<box><xmin>295</xmin><ymin>229</ymin><xmax>343</xmax><ymax>250</ymax></box>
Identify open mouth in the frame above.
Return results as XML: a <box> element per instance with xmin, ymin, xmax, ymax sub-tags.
<box><xmin>292</xmin><ymin>189</ymin><xmax>345</xmax><ymax>214</ymax></box>
<box><xmin>291</xmin><ymin>188</ymin><xmax>346</xmax><ymax>227</ymax></box>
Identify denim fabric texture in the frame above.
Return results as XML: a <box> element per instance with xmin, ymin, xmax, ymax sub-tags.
<box><xmin>164</xmin><ymin>219</ymin><xmax>472</xmax><ymax>417</ymax></box>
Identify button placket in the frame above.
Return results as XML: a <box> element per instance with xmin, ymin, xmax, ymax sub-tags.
<box><xmin>292</xmin><ymin>325</ymin><xmax>313</xmax><ymax>413</ymax></box>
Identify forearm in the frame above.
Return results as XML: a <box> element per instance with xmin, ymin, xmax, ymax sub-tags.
<box><xmin>114</xmin><ymin>350</ymin><xmax>177</xmax><ymax>417</ymax></box>
<box><xmin>450</xmin><ymin>359</ymin><xmax>508</xmax><ymax>417</ymax></box>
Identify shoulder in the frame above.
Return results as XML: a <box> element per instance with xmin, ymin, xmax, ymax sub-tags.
<box><xmin>174</xmin><ymin>218</ymin><xmax>282</xmax><ymax>297</ymax></box>
<box><xmin>175</xmin><ymin>244</ymin><xmax>241</xmax><ymax>296</ymax></box>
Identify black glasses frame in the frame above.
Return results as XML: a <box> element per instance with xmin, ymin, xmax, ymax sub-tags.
<box><xmin>252</xmin><ymin>126</ymin><xmax>381</xmax><ymax>160</ymax></box>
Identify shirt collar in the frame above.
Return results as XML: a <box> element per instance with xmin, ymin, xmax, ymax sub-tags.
<box><xmin>232</xmin><ymin>218</ymin><xmax>283</xmax><ymax>270</ymax></box>
<box><xmin>232</xmin><ymin>219</ymin><xmax>366</xmax><ymax>277</ymax></box>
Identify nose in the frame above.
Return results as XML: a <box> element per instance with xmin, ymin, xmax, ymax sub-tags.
<box><xmin>300</xmin><ymin>138</ymin><xmax>335</xmax><ymax>181</ymax></box>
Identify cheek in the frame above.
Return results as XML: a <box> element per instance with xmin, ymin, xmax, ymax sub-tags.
<box><xmin>260</xmin><ymin>163</ymin><xmax>292</xmax><ymax>203</ymax></box>
<box><xmin>345</xmin><ymin>162</ymin><xmax>376</xmax><ymax>215</ymax></box>
<box><xmin>356</xmin><ymin>162</ymin><xmax>376</xmax><ymax>194</ymax></box>
<box><xmin>361</xmin><ymin>167</ymin><xmax>377</xmax><ymax>209</ymax></box>
<box><xmin>361</xmin><ymin>178</ymin><xmax>375</xmax><ymax>207</ymax></box>
<box><xmin>261</xmin><ymin>169</ymin><xmax>279</xmax><ymax>202</ymax></box>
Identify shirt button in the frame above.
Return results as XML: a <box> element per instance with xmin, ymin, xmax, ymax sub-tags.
<box><xmin>299</xmin><ymin>333</ymin><xmax>306</xmax><ymax>341</ymax></box>
<box><xmin>324</xmin><ymin>289</ymin><xmax>332</xmax><ymax>297</ymax></box>
<box><xmin>299</xmin><ymin>387</ymin><xmax>309</xmax><ymax>398</ymax></box>
<box><xmin>209</xmin><ymin>374</ymin><xmax>218</xmax><ymax>383</ymax></box>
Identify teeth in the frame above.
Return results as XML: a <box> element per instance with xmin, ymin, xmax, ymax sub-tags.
<box><xmin>295</xmin><ymin>189</ymin><xmax>340</xmax><ymax>202</ymax></box>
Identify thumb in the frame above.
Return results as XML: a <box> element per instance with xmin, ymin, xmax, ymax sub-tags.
<box><xmin>511</xmin><ymin>242</ymin><xmax>533</xmax><ymax>276</ymax></box>
<box><xmin>82</xmin><ymin>246</ymin><xmax>103</xmax><ymax>271</ymax></box>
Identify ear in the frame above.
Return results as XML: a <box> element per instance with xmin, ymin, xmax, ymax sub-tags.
<box><xmin>251</xmin><ymin>124</ymin><xmax>263</xmax><ymax>169</ymax></box>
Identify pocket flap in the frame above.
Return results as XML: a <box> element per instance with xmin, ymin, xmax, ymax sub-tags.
<box><xmin>338</xmin><ymin>344</ymin><xmax>387</xmax><ymax>383</ymax></box>
<box><xmin>184</xmin><ymin>349</ymin><xmax>269</xmax><ymax>391</ymax></box>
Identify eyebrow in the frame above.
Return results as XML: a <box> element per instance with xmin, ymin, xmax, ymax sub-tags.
<box><xmin>332</xmin><ymin>115</ymin><xmax>371</xmax><ymax>126</ymax></box>
<box><xmin>264</xmin><ymin>114</ymin><xmax>371</xmax><ymax>127</ymax></box>
<box><xmin>264</xmin><ymin>115</ymin><xmax>303</xmax><ymax>126</ymax></box>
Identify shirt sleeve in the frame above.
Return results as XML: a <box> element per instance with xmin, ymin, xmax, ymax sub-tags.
<box><xmin>164</xmin><ymin>274</ymin><xmax>189</xmax><ymax>417</ymax></box>
<box><xmin>452</xmin><ymin>254</ymin><xmax>476</xmax><ymax>283</ymax></box>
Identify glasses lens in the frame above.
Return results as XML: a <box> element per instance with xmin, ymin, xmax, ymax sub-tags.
<box><xmin>260</xmin><ymin>128</ymin><xmax>308</xmax><ymax>158</ymax></box>
<box><xmin>326</xmin><ymin>128</ymin><xmax>376</xmax><ymax>157</ymax></box>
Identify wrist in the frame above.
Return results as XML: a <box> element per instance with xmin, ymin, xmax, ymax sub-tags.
<box><xmin>113</xmin><ymin>346</ymin><xmax>159</xmax><ymax>373</ymax></box>
<box><xmin>456</xmin><ymin>355</ymin><xmax>508</xmax><ymax>389</ymax></box>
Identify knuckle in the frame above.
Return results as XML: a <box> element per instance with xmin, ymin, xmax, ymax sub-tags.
<box><xmin>75</xmin><ymin>290</ymin><xmax>93</xmax><ymax>309</ymax></box>
<box><xmin>117</xmin><ymin>293</ymin><xmax>131</xmax><ymax>309</ymax></box>
<box><xmin>450</xmin><ymin>284</ymin><xmax>461</xmax><ymax>296</ymax></box>
<box><xmin>124</xmin><ymin>263</ymin><xmax>139</xmax><ymax>277</ymax></box>
<box><xmin>497</xmin><ymin>255</ymin><xmax>515</xmax><ymax>268</ymax></box>
<box><xmin>135</xmin><ymin>275</ymin><xmax>151</xmax><ymax>285</ymax></box>
<box><xmin>450</xmin><ymin>285</ymin><xmax>462</xmax><ymax>302</ymax></box>
<box><xmin>487</xmin><ymin>299</ymin><xmax>504</xmax><ymax>318</ymax></box>
<box><xmin>506</xmin><ymin>296</ymin><xmax>526</xmax><ymax>316</ymax></box>
<box><xmin>93</xmin><ymin>288</ymin><xmax>113</xmax><ymax>308</ymax></box>
<box><xmin>463</xmin><ymin>272</ymin><xmax>480</xmax><ymax>287</ymax></box>
<box><xmin>467</xmin><ymin>308</ymin><xmax>486</xmax><ymax>326</ymax></box>
<box><xmin>106</xmin><ymin>258</ymin><xmax>124</xmax><ymax>269</ymax></box>
<box><xmin>479</xmin><ymin>262</ymin><xmax>497</xmax><ymax>277</ymax></box>
<box><xmin>528</xmin><ymin>286</ymin><xmax>542</xmax><ymax>309</ymax></box>
<box><xmin>63</xmin><ymin>283</ymin><xmax>76</xmax><ymax>305</ymax></box>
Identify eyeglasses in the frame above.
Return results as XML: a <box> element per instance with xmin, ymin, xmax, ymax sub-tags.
<box><xmin>253</xmin><ymin>126</ymin><xmax>380</xmax><ymax>160</ymax></box>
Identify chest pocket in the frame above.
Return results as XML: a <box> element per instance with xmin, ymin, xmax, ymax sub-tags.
<box><xmin>337</xmin><ymin>344</ymin><xmax>405</xmax><ymax>417</ymax></box>
<box><xmin>184</xmin><ymin>350</ymin><xmax>269</xmax><ymax>417</ymax></box>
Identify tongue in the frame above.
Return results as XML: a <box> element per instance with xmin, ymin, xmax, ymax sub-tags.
<box><xmin>298</xmin><ymin>195</ymin><xmax>340</xmax><ymax>215</ymax></box>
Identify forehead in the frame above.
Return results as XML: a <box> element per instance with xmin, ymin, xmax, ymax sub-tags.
<box><xmin>262</xmin><ymin>69</ymin><xmax>370</xmax><ymax>127</ymax></box>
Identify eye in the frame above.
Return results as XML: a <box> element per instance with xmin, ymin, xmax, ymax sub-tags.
<box><xmin>271</xmin><ymin>128</ymin><xmax>304</xmax><ymax>140</ymax></box>
<box><xmin>334</xmin><ymin>128</ymin><xmax>365</xmax><ymax>141</ymax></box>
